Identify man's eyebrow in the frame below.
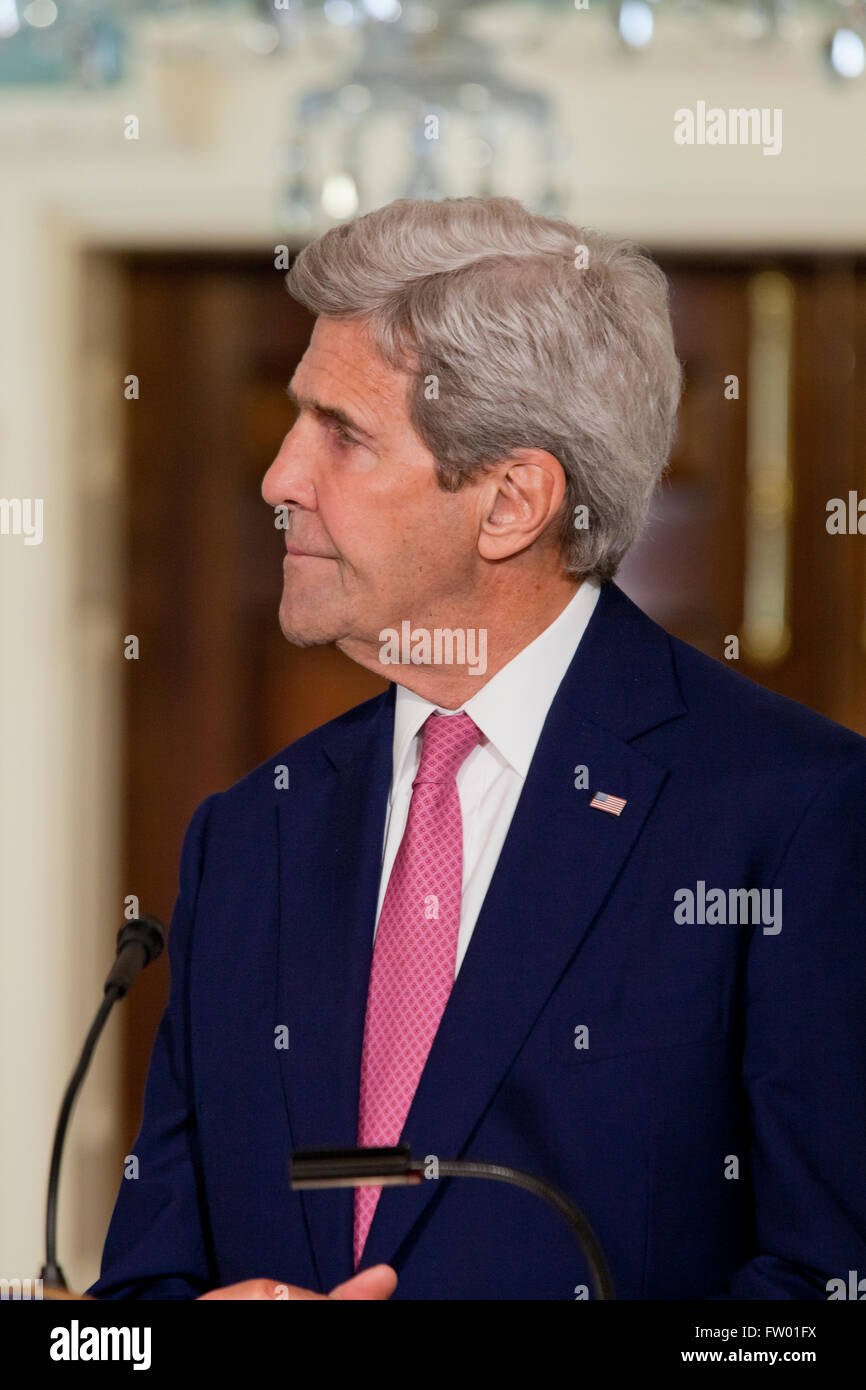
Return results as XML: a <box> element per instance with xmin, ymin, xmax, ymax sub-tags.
<box><xmin>284</xmin><ymin>382</ymin><xmax>376</xmax><ymax>441</ymax></box>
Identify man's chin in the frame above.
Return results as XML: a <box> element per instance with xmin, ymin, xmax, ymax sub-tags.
<box><xmin>278</xmin><ymin>598</ymin><xmax>344</xmax><ymax>648</ymax></box>
<box><xmin>278</xmin><ymin>619</ymin><xmax>337</xmax><ymax>648</ymax></box>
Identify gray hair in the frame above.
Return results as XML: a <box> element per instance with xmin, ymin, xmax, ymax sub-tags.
<box><xmin>286</xmin><ymin>196</ymin><xmax>682</xmax><ymax>582</ymax></box>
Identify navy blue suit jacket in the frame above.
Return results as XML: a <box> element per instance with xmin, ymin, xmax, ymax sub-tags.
<box><xmin>90</xmin><ymin>581</ymin><xmax>866</xmax><ymax>1299</ymax></box>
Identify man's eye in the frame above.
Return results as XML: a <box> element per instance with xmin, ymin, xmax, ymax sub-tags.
<box><xmin>325</xmin><ymin>418</ymin><xmax>357</xmax><ymax>448</ymax></box>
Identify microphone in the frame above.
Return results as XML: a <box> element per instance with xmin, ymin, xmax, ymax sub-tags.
<box><xmin>291</xmin><ymin>1145</ymin><xmax>615</xmax><ymax>1299</ymax></box>
<box><xmin>40</xmin><ymin>915</ymin><xmax>166</xmax><ymax>1291</ymax></box>
<box><xmin>104</xmin><ymin>916</ymin><xmax>165</xmax><ymax>996</ymax></box>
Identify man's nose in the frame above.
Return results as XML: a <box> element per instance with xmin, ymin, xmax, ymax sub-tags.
<box><xmin>261</xmin><ymin>426</ymin><xmax>317</xmax><ymax>511</ymax></box>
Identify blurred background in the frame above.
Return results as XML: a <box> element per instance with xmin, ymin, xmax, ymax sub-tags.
<box><xmin>1</xmin><ymin>0</ymin><xmax>865</xmax><ymax>1294</ymax></box>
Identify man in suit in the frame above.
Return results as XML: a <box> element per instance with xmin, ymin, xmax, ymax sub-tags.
<box><xmin>90</xmin><ymin>197</ymin><xmax>866</xmax><ymax>1300</ymax></box>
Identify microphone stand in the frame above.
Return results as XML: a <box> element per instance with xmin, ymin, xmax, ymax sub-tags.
<box><xmin>39</xmin><ymin>917</ymin><xmax>165</xmax><ymax>1292</ymax></box>
<box><xmin>40</xmin><ymin>991</ymin><xmax>122</xmax><ymax>1291</ymax></box>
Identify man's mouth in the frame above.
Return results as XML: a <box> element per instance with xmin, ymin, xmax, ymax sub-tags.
<box><xmin>284</xmin><ymin>544</ymin><xmax>336</xmax><ymax>561</ymax></box>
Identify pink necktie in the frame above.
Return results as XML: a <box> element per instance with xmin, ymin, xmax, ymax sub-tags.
<box><xmin>353</xmin><ymin>711</ymin><xmax>483</xmax><ymax>1269</ymax></box>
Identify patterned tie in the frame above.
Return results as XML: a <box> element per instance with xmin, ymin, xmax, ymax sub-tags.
<box><xmin>353</xmin><ymin>711</ymin><xmax>483</xmax><ymax>1269</ymax></box>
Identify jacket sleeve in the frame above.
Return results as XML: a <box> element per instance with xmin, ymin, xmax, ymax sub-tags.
<box><xmin>711</xmin><ymin>749</ymin><xmax>866</xmax><ymax>1299</ymax></box>
<box><xmin>87</xmin><ymin>793</ymin><xmax>220</xmax><ymax>1300</ymax></box>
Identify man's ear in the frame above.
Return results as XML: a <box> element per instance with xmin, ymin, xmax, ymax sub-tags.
<box><xmin>477</xmin><ymin>449</ymin><xmax>567</xmax><ymax>562</ymax></box>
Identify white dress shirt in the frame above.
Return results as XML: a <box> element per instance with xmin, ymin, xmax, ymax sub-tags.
<box><xmin>374</xmin><ymin>577</ymin><xmax>601</xmax><ymax>977</ymax></box>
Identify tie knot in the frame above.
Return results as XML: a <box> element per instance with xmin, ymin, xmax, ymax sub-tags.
<box><xmin>414</xmin><ymin>711</ymin><xmax>482</xmax><ymax>786</ymax></box>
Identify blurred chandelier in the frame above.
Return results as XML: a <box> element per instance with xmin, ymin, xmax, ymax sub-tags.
<box><xmin>1</xmin><ymin>0</ymin><xmax>863</xmax><ymax>227</ymax></box>
<box><xmin>277</xmin><ymin>0</ymin><xmax>568</xmax><ymax>230</ymax></box>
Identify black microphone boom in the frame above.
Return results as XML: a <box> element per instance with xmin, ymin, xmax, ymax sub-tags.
<box><xmin>291</xmin><ymin>1145</ymin><xmax>616</xmax><ymax>1299</ymax></box>
<box><xmin>40</xmin><ymin>915</ymin><xmax>166</xmax><ymax>1291</ymax></box>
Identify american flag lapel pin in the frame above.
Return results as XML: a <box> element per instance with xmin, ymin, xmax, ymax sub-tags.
<box><xmin>590</xmin><ymin>790</ymin><xmax>627</xmax><ymax>817</ymax></box>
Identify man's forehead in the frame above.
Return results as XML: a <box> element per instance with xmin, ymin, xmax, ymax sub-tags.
<box><xmin>301</xmin><ymin>318</ymin><xmax>397</xmax><ymax>386</ymax></box>
<box><xmin>291</xmin><ymin>318</ymin><xmax>406</xmax><ymax>413</ymax></box>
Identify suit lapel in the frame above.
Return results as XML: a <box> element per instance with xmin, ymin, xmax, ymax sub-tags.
<box><xmin>275</xmin><ymin>685</ymin><xmax>395</xmax><ymax>1292</ymax></box>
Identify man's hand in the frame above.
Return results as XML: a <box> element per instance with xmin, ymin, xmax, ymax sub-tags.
<box><xmin>196</xmin><ymin>1265</ymin><xmax>397</xmax><ymax>1301</ymax></box>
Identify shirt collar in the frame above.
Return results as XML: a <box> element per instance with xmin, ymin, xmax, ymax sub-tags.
<box><xmin>391</xmin><ymin>578</ymin><xmax>601</xmax><ymax>787</ymax></box>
